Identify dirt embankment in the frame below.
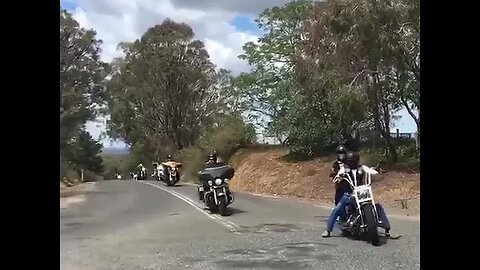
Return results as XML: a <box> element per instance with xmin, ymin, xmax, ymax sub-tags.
<box><xmin>229</xmin><ymin>148</ymin><xmax>420</xmax><ymax>216</ymax></box>
<box><xmin>60</xmin><ymin>182</ymin><xmax>95</xmax><ymax>209</ymax></box>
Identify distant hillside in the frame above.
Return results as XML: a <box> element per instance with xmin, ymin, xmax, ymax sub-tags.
<box><xmin>101</xmin><ymin>147</ymin><xmax>129</xmax><ymax>156</ymax></box>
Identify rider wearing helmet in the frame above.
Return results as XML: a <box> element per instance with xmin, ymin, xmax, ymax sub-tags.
<box><xmin>322</xmin><ymin>151</ymin><xmax>396</xmax><ymax>239</ymax></box>
<box><xmin>330</xmin><ymin>145</ymin><xmax>348</xmax><ymax>177</ymax></box>
<box><xmin>206</xmin><ymin>151</ymin><xmax>218</xmax><ymax>164</ymax></box>
<box><xmin>331</xmin><ymin>145</ymin><xmax>348</xmax><ymax>205</ymax></box>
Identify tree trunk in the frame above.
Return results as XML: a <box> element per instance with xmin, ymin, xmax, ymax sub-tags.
<box><xmin>367</xmin><ymin>74</ymin><xmax>398</xmax><ymax>163</ymax></box>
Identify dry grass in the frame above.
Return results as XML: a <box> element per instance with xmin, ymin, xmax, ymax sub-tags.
<box><xmin>229</xmin><ymin>148</ymin><xmax>420</xmax><ymax>215</ymax></box>
<box><xmin>60</xmin><ymin>182</ymin><xmax>95</xmax><ymax>209</ymax></box>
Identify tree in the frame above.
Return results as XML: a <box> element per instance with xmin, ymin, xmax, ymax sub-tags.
<box><xmin>107</xmin><ymin>19</ymin><xmax>219</xmax><ymax>155</ymax></box>
<box><xmin>60</xmin><ymin>8</ymin><xmax>108</xmax><ymax>174</ymax></box>
<box><xmin>63</xmin><ymin>129</ymin><xmax>104</xmax><ymax>174</ymax></box>
<box><xmin>300</xmin><ymin>0</ymin><xmax>420</xmax><ymax>161</ymax></box>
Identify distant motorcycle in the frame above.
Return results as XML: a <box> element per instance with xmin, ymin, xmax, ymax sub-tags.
<box><xmin>130</xmin><ymin>172</ymin><xmax>138</xmax><ymax>181</ymax></box>
<box><xmin>137</xmin><ymin>167</ymin><xmax>147</xmax><ymax>180</ymax></box>
<box><xmin>337</xmin><ymin>167</ymin><xmax>380</xmax><ymax>246</ymax></box>
<box><xmin>160</xmin><ymin>161</ymin><xmax>182</xmax><ymax>186</ymax></box>
<box><xmin>197</xmin><ymin>163</ymin><xmax>234</xmax><ymax>216</ymax></box>
<box><xmin>152</xmin><ymin>162</ymin><xmax>161</xmax><ymax>181</ymax></box>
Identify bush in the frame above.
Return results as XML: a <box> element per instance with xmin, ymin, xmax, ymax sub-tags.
<box><xmin>359</xmin><ymin>149</ymin><xmax>385</xmax><ymax>167</ymax></box>
<box><xmin>83</xmin><ymin>170</ymin><xmax>103</xmax><ymax>182</ymax></box>
<box><xmin>65</xmin><ymin>169</ymin><xmax>80</xmax><ymax>183</ymax></box>
<box><xmin>199</xmin><ymin>115</ymin><xmax>253</xmax><ymax>160</ymax></box>
<box><xmin>397</xmin><ymin>143</ymin><xmax>419</xmax><ymax>162</ymax></box>
<box><xmin>176</xmin><ymin>114</ymin><xmax>255</xmax><ymax>183</ymax></box>
<box><xmin>176</xmin><ymin>146</ymin><xmax>207</xmax><ymax>183</ymax></box>
<box><xmin>102</xmin><ymin>155</ymin><xmax>128</xmax><ymax>180</ymax></box>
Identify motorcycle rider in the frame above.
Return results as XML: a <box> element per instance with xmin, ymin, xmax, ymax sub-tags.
<box><xmin>330</xmin><ymin>144</ymin><xmax>348</xmax><ymax>205</ymax></box>
<box><xmin>322</xmin><ymin>151</ymin><xmax>395</xmax><ymax>239</ymax></box>
<box><xmin>152</xmin><ymin>161</ymin><xmax>160</xmax><ymax>179</ymax></box>
<box><xmin>206</xmin><ymin>151</ymin><xmax>218</xmax><ymax>165</ymax></box>
<box><xmin>137</xmin><ymin>163</ymin><xmax>146</xmax><ymax>180</ymax></box>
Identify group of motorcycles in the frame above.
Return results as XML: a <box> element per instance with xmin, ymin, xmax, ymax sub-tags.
<box><xmin>130</xmin><ymin>158</ymin><xmax>235</xmax><ymax>217</ymax></box>
<box><xmin>129</xmin><ymin>154</ymin><xmax>389</xmax><ymax>246</ymax></box>
<box><xmin>130</xmin><ymin>161</ymin><xmax>182</xmax><ymax>186</ymax></box>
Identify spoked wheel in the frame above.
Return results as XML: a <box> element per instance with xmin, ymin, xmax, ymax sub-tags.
<box><xmin>362</xmin><ymin>204</ymin><xmax>380</xmax><ymax>246</ymax></box>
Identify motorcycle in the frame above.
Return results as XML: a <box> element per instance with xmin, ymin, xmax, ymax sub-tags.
<box><xmin>197</xmin><ymin>163</ymin><xmax>234</xmax><ymax>216</ymax></box>
<box><xmin>137</xmin><ymin>167</ymin><xmax>147</xmax><ymax>180</ymax></box>
<box><xmin>336</xmin><ymin>166</ymin><xmax>380</xmax><ymax>246</ymax></box>
<box><xmin>130</xmin><ymin>172</ymin><xmax>138</xmax><ymax>181</ymax></box>
<box><xmin>152</xmin><ymin>162</ymin><xmax>161</xmax><ymax>181</ymax></box>
<box><xmin>161</xmin><ymin>161</ymin><xmax>182</xmax><ymax>186</ymax></box>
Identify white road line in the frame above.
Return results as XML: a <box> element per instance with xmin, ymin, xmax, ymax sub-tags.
<box><xmin>138</xmin><ymin>181</ymin><xmax>241</xmax><ymax>234</ymax></box>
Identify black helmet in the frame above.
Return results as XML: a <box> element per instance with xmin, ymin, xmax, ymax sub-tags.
<box><xmin>335</xmin><ymin>145</ymin><xmax>347</xmax><ymax>154</ymax></box>
<box><xmin>345</xmin><ymin>151</ymin><xmax>360</xmax><ymax>168</ymax></box>
<box><xmin>208</xmin><ymin>151</ymin><xmax>217</xmax><ymax>162</ymax></box>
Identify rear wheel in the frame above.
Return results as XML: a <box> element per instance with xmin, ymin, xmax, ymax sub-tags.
<box><xmin>361</xmin><ymin>204</ymin><xmax>380</xmax><ymax>246</ymax></box>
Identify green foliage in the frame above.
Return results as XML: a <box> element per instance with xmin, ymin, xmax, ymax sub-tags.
<box><xmin>62</xmin><ymin>130</ymin><xmax>104</xmax><ymax>174</ymax></box>
<box><xmin>176</xmin><ymin>146</ymin><xmax>206</xmax><ymax>183</ymax></box>
<box><xmin>397</xmin><ymin>143</ymin><xmax>419</xmax><ymax>161</ymax></box>
<box><xmin>199</xmin><ymin>114</ymin><xmax>256</xmax><ymax>159</ymax></box>
<box><xmin>231</xmin><ymin>0</ymin><xmax>420</xmax><ymax>162</ymax></box>
<box><xmin>107</xmin><ymin>19</ymin><xmax>218</xmax><ymax>152</ymax></box>
<box><xmin>60</xmin><ymin>8</ymin><xmax>107</xmax><ymax>179</ymax></box>
<box><xmin>102</xmin><ymin>155</ymin><xmax>128</xmax><ymax>180</ymax></box>
<box><xmin>177</xmin><ymin>113</ymin><xmax>256</xmax><ymax>182</ymax></box>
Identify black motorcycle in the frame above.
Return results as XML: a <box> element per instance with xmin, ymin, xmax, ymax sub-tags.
<box><xmin>197</xmin><ymin>163</ymin><xmax>234</xmax><ymax>216</ymax></box>
<box><xmin>337</xmin><ymin>168</ymin><xmax>380</xmax><ymax>246</ymax></box>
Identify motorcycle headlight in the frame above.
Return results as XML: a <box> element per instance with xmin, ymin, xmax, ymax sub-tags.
<box><xmin>357</xmin><ymin>190</ymin><xmax>371</xmax><ymax>200</ymax></box>
<box><xmin>208</xmin><ymin>180</ymin><xmax>213</xmax><ymax>186</ymax></box>
<box><xmin>215</xmin><ymin>178</ymin><xmax>223</xmax><ymax>185</ymax></box>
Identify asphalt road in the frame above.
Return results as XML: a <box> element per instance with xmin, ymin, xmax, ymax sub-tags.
<box><xmin>60</xmin><ymin>180</ymin><xmax>420</xmax><ymax>270</ymax></box>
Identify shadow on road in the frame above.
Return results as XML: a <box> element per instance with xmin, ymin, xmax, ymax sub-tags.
<box><xmin>230</xmin><ymin>207</ymin><xmax>247</xmax><ymax>215</ymax></box>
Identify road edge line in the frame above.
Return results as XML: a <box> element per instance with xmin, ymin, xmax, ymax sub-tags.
<box><xmin>138</xmin><ymin>181</ymin><xmax>241</xmax><ymax>234</ymax></box>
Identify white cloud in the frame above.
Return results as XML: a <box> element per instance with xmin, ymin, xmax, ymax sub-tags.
<box><xmin>68</xmin><ymin>0</ymin><xmax>265</xmax><ymax>146</ymax></box>
<box><xmin>70</xmin><ymin>0</ymin><xmax>260</xmax><ymax>74</ymax></box>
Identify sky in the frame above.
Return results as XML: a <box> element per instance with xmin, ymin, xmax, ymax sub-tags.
<box><xmin>61</xmin><ymin>0</ymin><xmax>418</xmax><ymax>148</ymax></box>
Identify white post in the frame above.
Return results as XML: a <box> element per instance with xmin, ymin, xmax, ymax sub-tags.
<box><xmin>81</xmin><ymin>169</ymin><xmax>84</xmax><ymax>182</ymax></box>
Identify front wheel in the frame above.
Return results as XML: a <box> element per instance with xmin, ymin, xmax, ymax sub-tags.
<box><xmin>361</xmin><ymin>204</ymin><xmax>380</xmax><ymax>246</ymax></box>
<box><xmin>218</xmin><ymin>197</ymin><xmax>228</xmax><ymax>216</ymax></box>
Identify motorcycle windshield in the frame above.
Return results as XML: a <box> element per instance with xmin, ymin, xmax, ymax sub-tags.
<box><xmin>198</xmin><ymin>165</ymin><xmax>234</xmax><ymax>182</ymax></box>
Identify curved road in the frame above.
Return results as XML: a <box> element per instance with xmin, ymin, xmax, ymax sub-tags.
<box><xmin>60</xmin><ymin>180</ymin><xmax>420</xmax><ymax>270</ymax></box>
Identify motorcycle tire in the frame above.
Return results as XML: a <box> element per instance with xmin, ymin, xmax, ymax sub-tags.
<box><xmin>361</xmin><ymin>204</ymin><xmax>380</xmax><ymax>246</ymax></box>
<box><xmin>218</xmin><ymin>198</ymin><xmax>228</xmax><ymax>216</ymax></box>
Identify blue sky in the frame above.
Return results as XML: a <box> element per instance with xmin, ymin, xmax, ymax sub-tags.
<box><xmin>62</xmin><ymin>0</ymin><xmax>418</xmax><ymax>148</ymax></box>
<box><xmin>60</xmin><ymin>0</ymin><xmax>78</xmax><ymax>11</ymax></box>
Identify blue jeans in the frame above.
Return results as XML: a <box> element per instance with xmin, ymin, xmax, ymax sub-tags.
<box><xmin>334</xmin><ymin>188</ymin><xmax>344</xmax><ymax>205</ymax></box>
<box><xmin>326</xmin><ymin>193</ymin><xmax>391</xmax><ymax>232</ymax></box>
